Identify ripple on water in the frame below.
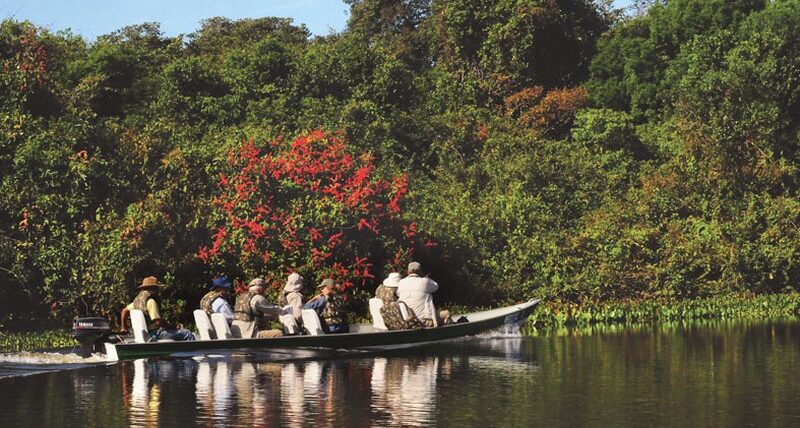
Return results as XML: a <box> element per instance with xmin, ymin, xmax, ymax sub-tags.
<box><xmin>476</xmin><ymin>324</ymin><xmax>524</xmax><ymax>338</ymax></box>
<box><xmin>0</xmin><ymin>351</ymin><xmax>109</xmax><ymax>378</ymax></box>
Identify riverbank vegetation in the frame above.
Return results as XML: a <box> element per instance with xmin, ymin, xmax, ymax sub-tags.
<box><xmin>0</xmin><ymin>330</ymin><xmax>73</xmax><ymax>353</ymax></box>
<box><xmin>1</xmin><ymin>0</ymin><xmax>798</xmax><ymax>330</ymax></box>
<box><xmin>3</xmin><ymin>292</ymin><xmax>798</xmax><ymax>352</ymax></box>
<box><xmin>526</xmin><ymin>291</ymin><xmax>800</xmax><ymax>333</ymax></box>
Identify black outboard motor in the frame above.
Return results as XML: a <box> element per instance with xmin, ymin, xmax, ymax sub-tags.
<box><xmin>72</xmin><ymin>317</ymin><xmax>112</xmax><ymax>357</ymax></box>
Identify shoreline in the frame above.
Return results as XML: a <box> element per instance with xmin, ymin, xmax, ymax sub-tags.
<box><xmin>525</xmin><ymin>292</ymin><xmax>800</xmax><ymax>333</ymax></box>
<box><xmin>2</xmin><ymin>292</ymin><xmax>799</xmax><ymax>353</ymax></box>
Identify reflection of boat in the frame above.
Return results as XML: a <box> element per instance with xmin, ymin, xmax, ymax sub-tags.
<box><xmin>123</xmin><ymin>359</ymin><xmax>160</xmax><ymax>426</ymax></box>
<box><xmin>101</xmin><ymin>299</ymin><xmax>540</xmax><ymax>361</ymax></box>
<box><xmin>371</xmin><ymin>356</ymin><xmax>441</xmax><ymax>426</ymax></box>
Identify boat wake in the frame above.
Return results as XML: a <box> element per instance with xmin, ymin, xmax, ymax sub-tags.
<box><xmin>0</xmin><ymin>351</ymin><xmax>108</xmax><ymax>365</ymax></box>
<box><xmin>476</xmin><ymin>324</ymin><xmax>524</xmax><ymax>338</ymax></box>
<box><xmin>0</xmin><ymin>351</ymin><xmax>109</xmax><ymax>378</ymax></box>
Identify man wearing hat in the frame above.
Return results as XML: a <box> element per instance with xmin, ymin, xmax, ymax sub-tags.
<box><xmin>120</xmin><ymin>276</ymin><xmax>195</xmax><ymax>341</ymax></box>
<box><xmin>376</xmin><ymin>272</ymin><xmax>422</xmax><ymax>330</ymax></box>
<box><xmin>376</xmin><ymin>272</ymin><xmax>401</xmax><ymax>305</ymax></box>
<box><xmin>279</xmin><ymin>272</ymin><xmax>305</xmax><ymax>330</ymax></box>
<box><xmin>200</xmin><ymin>276</ymin><xmax>235</xmax><ymax>323</ymax></box>
<box><xmin>303</xmin><ymin>278</ymin><xmax>349</xmax><ymax>334</ymax></box>
<box><xmin>397</xmin><ymin>262</ymin><xmax>451</xmax><ymax>327</ymax></box>
<box><xmin>231</xmin><ymin>278</ymin><xmax>286</xmax><ymax>338</ymax></box>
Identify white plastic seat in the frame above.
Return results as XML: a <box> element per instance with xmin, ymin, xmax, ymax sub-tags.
<box><xmin>279</xmin><ymin>305</ymin><xmax>299</xmax><ymax>335</ymax></box>
<box><xmin>193</xmin><ymin>310</ymin><xmax>216</xmax><ymax>340</ymax></box>
<box><xmin>398</xmin><ymin>302</ymin><xmax>412</xmax><ymax>322</ymax></box>
<box><xmin>425</xmin><ymin>300</ymin><xmax>439</xmax><ymax>327</ymax></box>
<box><xmin>369</xmin><ymin>298</ymin><xmax>388</xmax><ymax>331</ymax></box>
<box><xmin>210</xmin><ymin>313</ymin><xmax>233</xmax><ymax>339</ymax></box>
<box><xmin>129</xmin><ymin>309</ymin><xmax>150</xmax><ymax>343</ymax></box>
<box><xmin>301</xmin><ymin>309</ymin><xmax>325</xmax><ymax>336</ymax></box>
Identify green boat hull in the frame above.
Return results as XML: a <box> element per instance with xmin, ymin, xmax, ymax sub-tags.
<box><xmin>105</xmin><ymin>299</ymin><xmax>540</xmax><ymax>361</ymax></box>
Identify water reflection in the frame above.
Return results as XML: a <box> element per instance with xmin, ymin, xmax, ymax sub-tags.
<box><xmin>113</xmin><ymin>338</ymin><xmax>533</xmax><ymax>427</ymax></box>
<box><xmin>371</xmin><ymin>356</ymin><xmax>439</xmax><ymax>426</ymax></box>
<box><xmin>7</xmin><ymin>320</ymin><xmax>799</xmax><ymax>427</ymax></box>
<box><xmin>121</xmin><ymin>359</ymin><xmax>159</xmax><ymax>427</ymax></box>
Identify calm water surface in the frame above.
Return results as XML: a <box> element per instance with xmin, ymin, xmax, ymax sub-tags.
<box><xmin>2</xmin><ymin>319</ymin><xmax>800</xmax><ymax>427</ymax></box>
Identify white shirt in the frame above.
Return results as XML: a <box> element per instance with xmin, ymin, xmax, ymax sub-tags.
<box><xmin>211</xmin><ymin>297</ymin><xmax>234</xmax><ymax>323</ymax></box>
<box><xmin>396</xmin><ymin>274</ymin><xmax>438</xmax><ymax>320</ymax></box>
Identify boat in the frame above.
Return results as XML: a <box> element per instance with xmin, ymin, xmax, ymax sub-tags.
<box><xmin>74</xmin><ymin>299</ymin><xmax>541</xmax><ymax>361</ymax></box>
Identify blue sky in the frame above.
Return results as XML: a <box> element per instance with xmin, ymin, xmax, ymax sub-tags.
<box><xmin>1</xmin><ymin>0</ymin><xmax>635</xmax><ymax>41</ymax></box>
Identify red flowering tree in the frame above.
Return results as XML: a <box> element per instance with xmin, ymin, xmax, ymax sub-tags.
<box><xmin>199</xmin><ymin>129</ymin><xmax>430</xmax><ymax>294</ymax></box>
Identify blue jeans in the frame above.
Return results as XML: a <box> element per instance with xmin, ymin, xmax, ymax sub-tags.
<box><xmin>151</xmin><ymin>327</ymin><xmax>195</xmax><ymax>341</ymax></box>
<box><xmin>325</xmin><ymin>323</ymin><xmax>349</xmax><ymax>334</ymax></box>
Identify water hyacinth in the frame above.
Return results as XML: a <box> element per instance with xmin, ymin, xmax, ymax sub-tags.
<box><xmin>0</xmin><ymin>330</ymin><xmax>74</xmax><ymax>353</ymax></box>
<box><xmin>525</xmin><ymin>293</ymin><xmax>800</xmax><ymax>335</ymax></box>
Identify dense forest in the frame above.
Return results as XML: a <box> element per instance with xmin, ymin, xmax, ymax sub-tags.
<box><xmin>1</xmin><ymin>0</ymin><xmax>798</xmax><ymax>329</ymax></box>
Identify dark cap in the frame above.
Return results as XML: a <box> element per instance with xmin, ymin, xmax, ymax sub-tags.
<box><xmin>211</xmin><ymin>276</ymin><xmax>232</xmax><ymax>290</ymax></box>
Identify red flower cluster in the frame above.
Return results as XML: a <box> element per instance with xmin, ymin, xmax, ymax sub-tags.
<box><xmin>199</xmin><ymin>130</ymin><xmax>426</xmax><ymax>292</ymax></box>
<box><xmin>8</xmin><ymin>29</ymin><xmax>48</xmax><ymax>93</ymax></box>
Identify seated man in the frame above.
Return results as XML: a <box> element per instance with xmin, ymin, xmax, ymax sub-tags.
<box><xmin>232</xmin><ymin>278</ymin><xmax>285</xmax><ymax>338</ymax></box>
<box><xmin>279</xmin><ymin>273</ymin><xmax>305</xmax><ymax>332</ymax></box>
<box><xmin>200</xmin><ymin>276</ymin><xmax>234</xmax><ymax>323</ymax></box>
<box><xmin>396</xmin><ymin>262</ymin><xmax>451</xmax><ymax>328</ymax></box>
<box><xmin>375</xmin><ymin>272</ymin><xmax>401</xmax><ymax>304</ymax></box>
<box><xmin>302</xmin><ymin>278</ymin><xmax>349</xmax><ymax>334</ymax></box>
<box><xmin>120</xmin><ymin>276</ymin><xmax>195</xmax><ymax>341</ymax></box>
<box><xmin>376</xmin><ymin>272</ymin><xmax>421</xmax><ymax>330</ymax></box>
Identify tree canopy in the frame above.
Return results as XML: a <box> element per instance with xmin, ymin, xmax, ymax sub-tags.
<box><xmin>0</xmin><ymin>0</ymin><xmax>797</xmax><ymax>328</ymax></box>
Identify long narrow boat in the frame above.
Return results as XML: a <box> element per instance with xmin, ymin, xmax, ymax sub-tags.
<box><xmin>100</xmin><ymin>299</ymin><xmax>540</xmax><ymax>361</ymax></box>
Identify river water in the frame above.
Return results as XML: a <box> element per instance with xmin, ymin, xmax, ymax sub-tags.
<box><xmin>1</xmin><ymin>319</ymin><xmax>799</xmax><ymax>427</ymax></box>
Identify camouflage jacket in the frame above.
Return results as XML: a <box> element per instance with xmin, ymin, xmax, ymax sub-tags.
<box><xmin>200</xmin><ymin>290</ymin><xmax>225</xmax><ymax>315</ymax></box>
<box><xmin>131</xmin><ymin>290</ymin><xmax>158</xmax><ymax>331</ymax></box>
<box><xmin>233</xmin><ymin>291</ymin><xmax>257</xmax><ymax>322</ymax></box>
<box><xmin>321</xmin><ymin>293</ymin><xmax>347</xmax><ymax>326</ymax></box>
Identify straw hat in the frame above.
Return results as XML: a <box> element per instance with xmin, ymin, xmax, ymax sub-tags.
<box><xmin>137</xmin><ymin>276</ymin><xmax>165</xmax><ymax>289</ymax></box>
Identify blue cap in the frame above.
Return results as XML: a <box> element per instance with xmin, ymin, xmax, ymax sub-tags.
<box><xmin>211</xmin><ymin>276</ymin><xmax>232</xmax><ymax>289</ymax></box>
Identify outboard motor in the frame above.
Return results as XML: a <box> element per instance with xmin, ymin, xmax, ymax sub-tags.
<box><xmin>72</xmin><ymin>317</ymin><xmax>112</xmax><ymax>357</ymax></box>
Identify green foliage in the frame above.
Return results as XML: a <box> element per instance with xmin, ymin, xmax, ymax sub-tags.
<box><xmin>0</xmin><ymin>330</ymin><xmax>73</xmax><ymax>352</ymax></box>
<box><xmin>526</xmin><ymin>292</ymin><xmax>800</xmax><ymax>333</ymax></box>
<box><xmin>437</xmin><ymin>0</ymin><xmax>611</xmax><ymax>91</ymax></box>
<box><xmin>0</xmin><ymin>0</ymin><xmax>798</xmax><ymax>331</ymax></box>
<box><xmin>588</xmin><ymin>0</ymin><xmax>767</xmax><ymax>120</ymax></box>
